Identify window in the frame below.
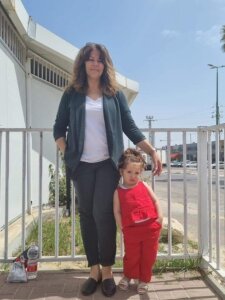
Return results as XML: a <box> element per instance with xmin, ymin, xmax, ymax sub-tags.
<box><xmin>30</xmin><ymin>53</ymin><xmax>70</xmax><ymax>89</ymax></box>
<box><xmin>0</xmin><ymin>6</ymin><xmax>26</xmax><ymax>66</ymax></box>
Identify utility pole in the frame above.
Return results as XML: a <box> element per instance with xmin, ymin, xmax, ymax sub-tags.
<box><xmin>144</xmin><ymin>115</ymin><xmax>156</xmax><ymax>144</ymax></box>
<box><xmin>144</xmin><ymin>115</ymin><xmax>156</xmax><ymax>171</ymax></box>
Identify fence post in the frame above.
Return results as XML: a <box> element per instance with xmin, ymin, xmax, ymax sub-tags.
<box><xmin>25</xmin><ymin>59</ymin><xmax>32</xmax><ymax>215</ymax></box>
<box><xmin>197</xmin><ymin>126</ymin><xmax>209</xmax><ymax>269</ymax></box>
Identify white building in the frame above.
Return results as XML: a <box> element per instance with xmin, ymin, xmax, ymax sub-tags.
<box><xmin>0</xmin><ymin>0</ymin><xmax>139</xmax><ymax>228</ymax></box>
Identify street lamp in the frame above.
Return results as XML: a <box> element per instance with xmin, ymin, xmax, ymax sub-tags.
<box><xmin>208</xmin><ymin>64</ymin><xmax>225</xmax><ymax>125</ymax></box>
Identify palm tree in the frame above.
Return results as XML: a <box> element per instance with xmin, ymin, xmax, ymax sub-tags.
<box><xmin>221</xmin><ymin>25</ymin><xmax>225</xmax><ymax>52</ymax></box>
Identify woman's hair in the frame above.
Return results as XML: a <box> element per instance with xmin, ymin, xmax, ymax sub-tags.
<box><xmin>118</xmin><ymin>148</ymin><xmax>146</xmax><ymax>170</ymax></box>
<box><xmin>67</xmin><ymin>43</ymin><xmax>118</xmax><ymax>96</ymax></box>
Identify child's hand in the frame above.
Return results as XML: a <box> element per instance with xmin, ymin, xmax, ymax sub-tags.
<box><xmin>156</xmin><ymin>215</ymin><xmax>163</xmax><ymax>225</ymax></box>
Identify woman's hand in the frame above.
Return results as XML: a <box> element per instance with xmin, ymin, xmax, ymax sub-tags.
<box><xmin>136</xmin><ymin>140</ymin><xmax>162</xmax><ymax>176</ymax></box>
<box><xmin>56</xmin><ymin>137</ymin><xmax>66</xmax><ymax>155</ymax></box>
<box><xmin>151</xmin><ymin>150</ymin><xmax>162</xmax><ymax>176</ymax></box>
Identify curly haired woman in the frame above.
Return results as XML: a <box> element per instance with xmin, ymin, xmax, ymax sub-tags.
<box><xmin>53</xmin><ymin>42</ymin><xmax>162</xmax><ymax>297</ymax></box>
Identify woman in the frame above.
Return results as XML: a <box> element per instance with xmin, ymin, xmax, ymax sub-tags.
<box><xmin>53</xmin><ymin>42</ymin><xmax>162</xmax><ymax>297</ymax></box>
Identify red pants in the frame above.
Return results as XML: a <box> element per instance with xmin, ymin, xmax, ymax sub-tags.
<box><xmin>123</xmin><ymin>219</ymin><xmax>161</xmax><ymax>283</ymax></box>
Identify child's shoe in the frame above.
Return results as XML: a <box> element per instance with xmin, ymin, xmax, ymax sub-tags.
<box><xmin>137</xmin><ymin>281</ymin><xmax>149</xmax><ymax>294</ymax></box>
<box><xmin>118</xmin><ymin>276</ymin><xmax>130</xmax><ymax>290</ymax></box>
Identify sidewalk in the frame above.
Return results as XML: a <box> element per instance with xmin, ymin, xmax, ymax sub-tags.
<box><xmin>0</xmin><ymin>270</ymin><xmax>222</xmax><ymax>299</ymax></box>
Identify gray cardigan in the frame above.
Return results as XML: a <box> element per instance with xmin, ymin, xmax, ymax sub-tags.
<box><xmin>53</xmin><ymin>88</ymin><xmax>145</xmax><ymax>173</ymax></box>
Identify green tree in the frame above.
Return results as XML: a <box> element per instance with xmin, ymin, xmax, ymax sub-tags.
<box><xmin>48</xmin><ymin>161</ymin><xmax>67</xmax><ymax>207</ymax></box>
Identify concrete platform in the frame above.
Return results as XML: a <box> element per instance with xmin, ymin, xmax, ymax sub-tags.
<box><xmin>0</xmin><ymin>270</ymin><xmax>222</xmax><ymax>299</ymax></box>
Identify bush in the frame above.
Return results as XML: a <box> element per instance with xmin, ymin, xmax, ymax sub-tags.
<box><xmin>48</xmin><ymin>162</ymin><xmax>67</xmax><ymax>207</ymax></box>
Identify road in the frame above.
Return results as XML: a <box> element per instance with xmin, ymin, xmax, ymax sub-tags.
<box><xmin>143</xmin><ymin>167</ymin><xmax>225</xmax><ymax>256</ymax></box>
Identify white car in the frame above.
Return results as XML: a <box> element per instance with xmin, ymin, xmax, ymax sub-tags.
<box><xmin>211</xmin><ymin>162</ymin><xmax>224</xmax><ymax>169</ymax></box>
<box><xmin>170</xmin><ymin>161</ymin><xmax>182</xmax><ymax>167</ymax></box>
<box><xmin>186</xmin><ymin>161</ymin><xmax>198</xmax><ymax>168</ymax></box>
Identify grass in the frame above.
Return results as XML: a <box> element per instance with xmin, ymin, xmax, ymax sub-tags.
<box><xmin>39</xmin><ymin>214</ymin><xmax>85</xmax><ymax>256</ymax></box>
<box><xmin>2</xmin><ymin>214</ymin><xmax>201</xmax><ymax>273</ymax></box>
<box><xmin>153</xmin><ymin>257</ymin><xmax>201</xmax><ymax>274</ymax></box>
<box><xmin>11</xmin><ymin>214</ymin><xmax>84</xmax><ymax>258</ymax></box>
<box><xmin>113</xmin><ymin>257</ymin><xmax>201</xmax><ymax>274</ymax></box>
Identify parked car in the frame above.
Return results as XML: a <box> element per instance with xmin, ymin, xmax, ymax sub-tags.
<box><xmin>186</xmin><ymin>161</ymin><xmax>198</xmax><ymax>168</ymax></box>
<box><xmin>211</xmin><ymin>162</ymin><xmax>224</xmax><ymax>169</ymax></box>
<box><xmin>180</xmin><ymin>160</ymin><xmax>191</xmax><ymax>167</ymax></box>
<box><xmin>170</xmin><ymin>161</ymin><xmax>182</xmax><ymax>167</ymax></box>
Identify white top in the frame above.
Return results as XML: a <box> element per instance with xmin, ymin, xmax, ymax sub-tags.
<box><xmin>80</xmin><ymin>96</ymin><xmax>109</xmax><ymax>163</ymax></box>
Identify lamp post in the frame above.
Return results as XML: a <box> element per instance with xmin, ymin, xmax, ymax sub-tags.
<box><xmin>208</xmin><ymin>64</ymin><xmax>225</xmax><ymax>125</ymax></box>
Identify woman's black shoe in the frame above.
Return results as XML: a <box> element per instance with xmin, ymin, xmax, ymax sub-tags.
<box><xmin>101</xmin><ymin>278</ymin><xmax>116</xmax><ymax>297</ymax></box>
<box><xmin>81</xmin><ymin>278</ymin><xmax>99</xmax><ymax>296</ymax></box>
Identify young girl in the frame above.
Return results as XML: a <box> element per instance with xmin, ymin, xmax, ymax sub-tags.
<box><xmin>113</xmin><ymin>148</ymin><xmax>163</xmax><ymax>295</ymax></box>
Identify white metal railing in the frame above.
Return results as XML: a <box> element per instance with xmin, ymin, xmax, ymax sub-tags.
<box><xmin>199</xmin><ymin>124</ymin><xmax>225</xmax><ymax>279</ymax></box>
<box><xmin>0</xmin><ymin>126</ymin><xmax>224</xmax><ymax>280</ymax></box>
<box><xmin>139</xmin><ymin>127</ymin><xmax>199</xmax><ymax>260</ymax></box>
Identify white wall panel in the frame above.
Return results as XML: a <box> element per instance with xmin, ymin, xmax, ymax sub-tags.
<box><xmin>0</xmin><ymin>42</ymin><xmax>26</xmax><ymax>229</ymax></box>
<box><xmin>0</xmin><ymin>42</ymin><xmax>26</xmax><ymax>127</ymax></box>
<box><xmin>28</xmin><ymin>78</ymin><xmax>63</xmax><ymax>208</ymax></box>
<box><xmin>30</xmin><ymin>78</ymin><xmax>62</xmax><ymax>128</ymax></box>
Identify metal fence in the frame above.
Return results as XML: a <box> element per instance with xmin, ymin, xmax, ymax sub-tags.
<box><xmin>0</xmin><ymin>125</ymin><xmax>224</xmax><ymax>281</ymax></box>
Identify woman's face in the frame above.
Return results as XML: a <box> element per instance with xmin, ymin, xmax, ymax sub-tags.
<box><xmin>85</xmin><ymin>48</ymin><xmax>104</xmax><ymax>81</ymax></box>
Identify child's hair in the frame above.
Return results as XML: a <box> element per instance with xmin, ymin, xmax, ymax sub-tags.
<box><xmin>118</xmin><ymin>148</ymin><xmax>146</xmax><ymax>170</ymax></box>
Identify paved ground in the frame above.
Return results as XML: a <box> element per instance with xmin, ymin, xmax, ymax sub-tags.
<box><xmin>0</xmin><ymin>270</ymin><xmax>222</xmax><ymax>300</ymax></box>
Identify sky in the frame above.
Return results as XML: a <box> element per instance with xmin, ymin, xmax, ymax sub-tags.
<box><xmin>21</xmin><ymin>0</ymin><xmax>225</xmax><ymax>146</ymax></box>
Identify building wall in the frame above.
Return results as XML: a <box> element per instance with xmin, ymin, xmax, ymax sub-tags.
<box><xmin>28</xmin><ymin>77</ymin><xmax>63</xmax><ymax>207</ymax></box>
<box><xmin>30</xmin><ymin>78</ymin><xmax>62</xmax><ymax>129</ymax></box>
<box><xmin>0</xmin><ymin>43</ymin><xmax>26</xmax><ymax>128</ymax></box>
<box><xmin>0</xmin><ymin>44</ymin><xmax>66</xmax><ymax>228</ymax></box>
<box><xmin>0</xmin><ymin>18</ymin><xmax>66</xmax><ymax>229</ymax></box>
<box><xmin>0</xmin><ymin>40</ymin><xmax>27</xmax><ymax>228</ymax></box>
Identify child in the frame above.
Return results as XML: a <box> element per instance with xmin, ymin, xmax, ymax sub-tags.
<box><xmin>113</xmin><ymin>148</ymin><xmax>163</xmax><ymax>295</ymax></box>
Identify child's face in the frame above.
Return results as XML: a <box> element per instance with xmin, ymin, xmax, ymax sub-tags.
<box><xmin>120</xmin><ymin>162</ymin><xmax>142</xmax><ymax>188</ymax></box>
